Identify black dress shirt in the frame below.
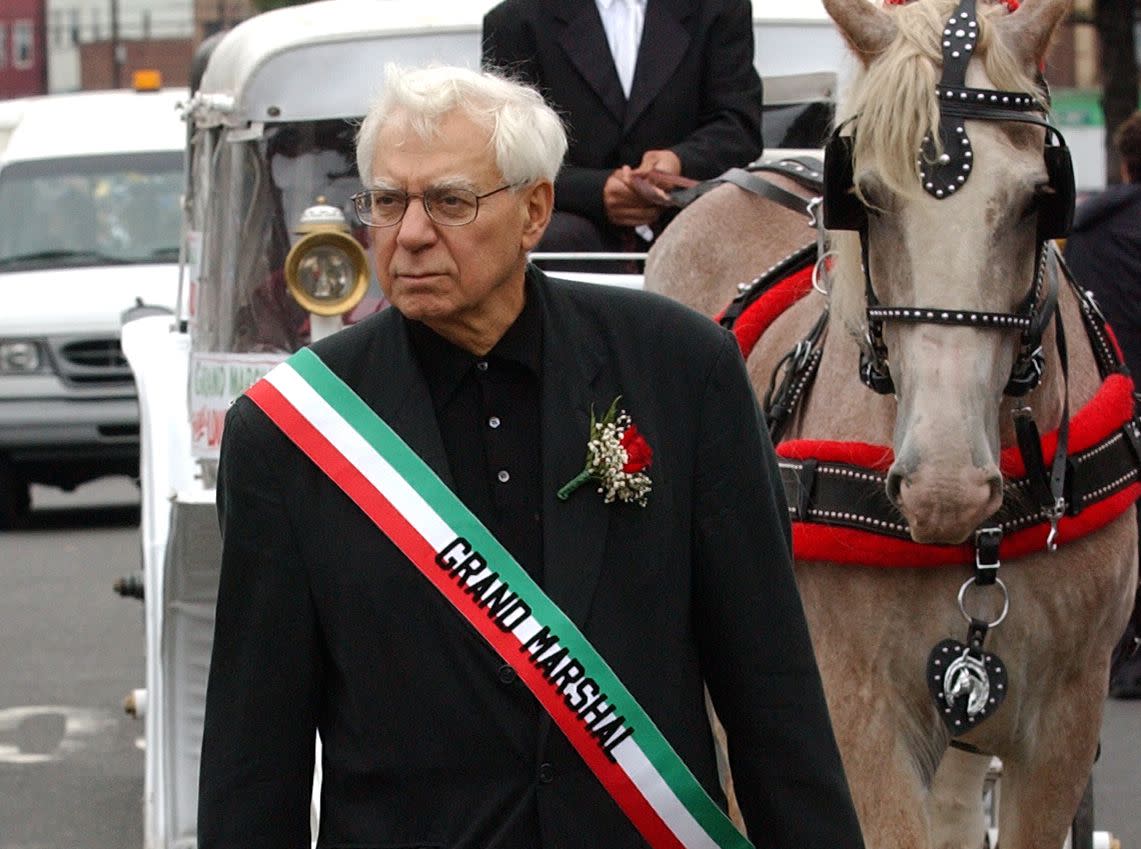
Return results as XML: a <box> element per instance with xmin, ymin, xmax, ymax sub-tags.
<box><xmin>406</xmin><ymin>287</ymin><xmax>545</xmax><ymax>583</ymax></box>
<box><xmin>406</xmin><ymin>286</ymin><xmax>547</xmax><ymax>847</ymax></box>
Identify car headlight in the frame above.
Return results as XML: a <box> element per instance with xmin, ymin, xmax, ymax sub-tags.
<box><xmin>0</xmin><ymin>340</ymin><xmax>48</xmax><ymax>373</ymax></box>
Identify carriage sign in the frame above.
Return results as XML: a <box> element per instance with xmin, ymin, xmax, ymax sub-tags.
<box><xmin>189</xmin><ymin>352</ymin><xmax>287</xmax><ymax>458</ymax></box>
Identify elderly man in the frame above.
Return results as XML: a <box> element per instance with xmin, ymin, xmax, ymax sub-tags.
<box><xmin>197</xmin><ymin>65</ymin><xmax>863</xmax><ymax>849</ymax></box>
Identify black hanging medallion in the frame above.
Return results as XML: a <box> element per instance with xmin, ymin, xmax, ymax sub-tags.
<box><xmin>927</xmin><ymin>636</ymin><xmax>1008</xmax><ymax>734</ymax></box>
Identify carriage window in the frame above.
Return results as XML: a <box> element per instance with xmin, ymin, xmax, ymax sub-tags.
<box><xmin>193</xmin><ymin>120</ymin><xmax>376</xmax><ymax>357</ymax></box>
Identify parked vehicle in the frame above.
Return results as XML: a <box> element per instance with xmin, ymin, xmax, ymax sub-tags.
<box><xmin>0</xmin><ymin>97</ymin><xmax>27</xmax><ymax>158</ymax></box>
<box><xmin>0</xmin><ymin>75</ymin><xmax>187</xmax><ymax>527</ymax></box>
<box><xmin>119</xmin><ymin>1</ymin><xmax>844</xmax><ymax>846</ymax></box>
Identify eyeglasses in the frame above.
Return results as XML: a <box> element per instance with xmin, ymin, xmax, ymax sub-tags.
<box><xmin>351</xmin><ymin>183</ymin><xmax>518</xmax><ymax>228</ymax></box>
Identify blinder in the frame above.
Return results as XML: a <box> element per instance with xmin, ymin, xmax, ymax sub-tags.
<box><xmin>1040</xmin><ymin>141</ymin><xmax>1075</xmax><ymax>241</ymax></box>
<box><xmin>822</xmin><ymin>125</ymin><xmax>1074</xmax><ymax>241</ymax></box>
<box><xmin>822</xmin><ymin>133</ymin><xmax>862</xmax><ymax>232</ymax></box>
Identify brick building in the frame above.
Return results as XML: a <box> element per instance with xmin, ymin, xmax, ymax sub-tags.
<box><xmin>0</xmin><ymin>0</ymin><xmax>48</xmax><ymax>97</ymax></box>
<box><xmin>77</xmin><ymin>37</ymin><xmax>194</xmax><ymax>89</ymax></box>
<box><xmin>47</xmin><ymin>0</ymin><xmax>194</xmax><ymax>91</ymax></box>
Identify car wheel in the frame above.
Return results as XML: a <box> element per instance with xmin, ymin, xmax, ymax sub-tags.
<box><xmin>0</xmin><ymin>458</ymin><xmax>31</xmax><ymax>530</ymax></box>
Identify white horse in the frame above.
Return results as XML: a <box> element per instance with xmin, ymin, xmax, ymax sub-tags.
<box><xmin>645</xmin><ymin>0</ymin><xmax>1138</xmax><ymax>846</ymax></box>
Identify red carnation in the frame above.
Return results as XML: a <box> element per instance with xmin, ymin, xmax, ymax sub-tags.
<box><xmin>620</xmin><ymin>425</ymin><xmax>653</xmax><ymax>473</ymax></box>
<box><xmin>557</xmin><ymin>396</ymin><xmax>653</xmax><ymax>506</ymax></box>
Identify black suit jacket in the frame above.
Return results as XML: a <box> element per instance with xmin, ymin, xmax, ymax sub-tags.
<box><xmin>481</xmin><ymin>0</ymin><xmax>764</xmax><ymax>224</ymax></box>
<box><xmin>198</xmin><ymin>270</ymin><xmax>863</xmax><ymax>849</ymax></box>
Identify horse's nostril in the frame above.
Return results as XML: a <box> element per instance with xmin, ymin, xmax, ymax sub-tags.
<box><xmin>987</xmin><ymin>474</ymin><xmax>1004</xmax><ymax>509</ymax></box>
<box><xmin>886</xmin><ymin>470</ymin><xmax>904</xmax><ymax>506</ymax></box>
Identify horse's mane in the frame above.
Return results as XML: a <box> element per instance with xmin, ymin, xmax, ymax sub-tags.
<box><xmin>829</xmin><ymin>0</ymin><xmax>1048</xmax><ymax>337</ymax></box>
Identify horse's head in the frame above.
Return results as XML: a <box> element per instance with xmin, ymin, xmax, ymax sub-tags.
<box><xmin>823</xmin><ymin>0</ymin><xmax>1072</xmax><ymax>543</ymax></box>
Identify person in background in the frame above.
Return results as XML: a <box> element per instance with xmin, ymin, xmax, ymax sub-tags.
<box><xmin>1064</xmin><ymin>110</ymin><xmax>1141</xmax><ymax>699</ymax></box>
<box><xmin>197</xmin><ymin>64</ymin><xmax>863</xmax><ymax>849</ymax></box>
<box><xmin>481</xmin><ymin>0</ymin><xmax>764</xmax><ymax>252</ymax></box>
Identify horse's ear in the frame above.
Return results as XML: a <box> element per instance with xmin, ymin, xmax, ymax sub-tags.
<box><xmin>823</xmin><ymin>0</ymin><xmax>897</xmax><ymax>65</ymax></box>
<box><xmin>993</xmin><ymin>0</ymin><xmax>1072</xmax><ymax>69</ymax></box>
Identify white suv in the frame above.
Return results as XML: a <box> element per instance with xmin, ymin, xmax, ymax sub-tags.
<box><xmin>0</xmin><ymin>83</ymin><xmax>186</xmax><ymax>526</ymax></box>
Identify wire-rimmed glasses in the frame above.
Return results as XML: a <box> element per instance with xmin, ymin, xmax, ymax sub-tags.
<box><xmin>351</xmin><ymin>183</ymin><xmax>518</xmax><ymax>228</ymax></box>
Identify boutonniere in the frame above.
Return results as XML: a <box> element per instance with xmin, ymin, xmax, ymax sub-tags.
<box><xmin>557</xmin><ymin>396</ymin><xmax>653</xmax><ymax>506</ymax></box>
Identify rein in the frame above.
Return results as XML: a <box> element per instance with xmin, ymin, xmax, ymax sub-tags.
<box><xmin>670</xmin><ymin>158</ymin><xmax>826</xmax><ymax>217</ymax></box>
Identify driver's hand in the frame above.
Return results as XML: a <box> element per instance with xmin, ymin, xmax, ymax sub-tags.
<box><xmin>633</xmin><ymin>149</ymin><xmax>682</xmax><ymax>177</ymax></box>
<box><xmin>603</xmin><ymin>166</ymin><xmax>662</xmax><ymax>227</ymax></box>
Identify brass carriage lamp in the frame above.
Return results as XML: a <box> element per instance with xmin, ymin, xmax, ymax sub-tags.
<box><xmin>284</xmin><ymin>197</ymin><xmax>370</xmax><ymax>339</ymax></box>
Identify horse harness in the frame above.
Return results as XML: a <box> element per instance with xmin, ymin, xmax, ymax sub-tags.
<box><xmin>710</xmin><ymin>0</ymin><xmax>1141</xmax><ymax>737</ymax></box>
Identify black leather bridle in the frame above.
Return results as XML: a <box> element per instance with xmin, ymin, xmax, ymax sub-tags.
<box><xmin>822</xmin><ymin>0</ymin><xmax>1075</xmax><ymax>399</ymax></box>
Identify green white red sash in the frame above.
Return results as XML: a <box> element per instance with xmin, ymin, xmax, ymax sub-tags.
<box><xmin>245</xmin><ymin>347</ymin><xmax>753</xmax><ymax>849</ymax></box>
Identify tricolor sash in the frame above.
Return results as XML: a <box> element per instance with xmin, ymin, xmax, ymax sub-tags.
<box><xmin>245</xmin><ymin>347</ymin><xmax>753</xmax><ymax>849</ymax></box>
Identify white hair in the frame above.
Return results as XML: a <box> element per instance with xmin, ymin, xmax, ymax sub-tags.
<box><xmin>356</xmin><ymin>64</ymin><xmax>568</xmax><ymax>188</ymax></box>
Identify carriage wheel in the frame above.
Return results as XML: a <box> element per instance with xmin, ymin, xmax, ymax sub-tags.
<box><xmin>1069</xmin><ymin>776</ymin><xmax>1094</xmax><ymax>849</ymax></box>
<box><xmin>982</xmin><ymin>757</ymin><xmax>1002</xmax><ymax>849</ymax></box>
<box><xmin>982</xmin><ymin>763</ymin><xmax>1096</xmax><ymax>849</ymax></box>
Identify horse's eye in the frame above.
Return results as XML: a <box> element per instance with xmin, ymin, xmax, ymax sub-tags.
<box><xmin>1021</xmin><ymin>184</ymin><xmax>1052</xmax><ymax>220</ymax></box>
<box><xmin>858</xmin><ymin>185</ymin><xmax>889</xmax><ymax>218</ymax></box>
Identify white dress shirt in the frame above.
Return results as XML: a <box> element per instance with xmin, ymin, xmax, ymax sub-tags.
<box><xmin>595</xmin><ymin>0</ymin><xmax>646</xmax><ymax>98</ymax></box>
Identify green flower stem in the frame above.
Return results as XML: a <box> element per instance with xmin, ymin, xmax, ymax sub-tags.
<box><xmin>557</xmin><ymin>469</ymin><xmax>594</xmax><ymax>501</ymax></box>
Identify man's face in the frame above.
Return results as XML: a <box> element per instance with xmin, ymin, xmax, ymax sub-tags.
<box><xmin>367</xmin><ymin>109</ymin><xmax>551</xmax><ymax>348</ymax></box>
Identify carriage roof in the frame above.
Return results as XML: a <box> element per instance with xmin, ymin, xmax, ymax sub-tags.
<box><xmin>189</xmin><ymin>0</ymin><xmax>843</xmax><ymax>130</ymax></box>
<box><xmin>189</xmin><ymin>0</ymin><xmax>493</xmax><ymax>129</ymax></box>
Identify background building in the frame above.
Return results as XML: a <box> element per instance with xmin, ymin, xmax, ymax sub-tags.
<box><xmin>47</xmin><ymin>0</ymin><xmax>194</xmax><ymax>91</ymax></box>
<box><xmin>194</xmin><ymin>0</ymin><xmax>254</xmax><ymax>42</ymax></box>
<box><xmin>0</xmin><ymin>0</ymin><xmax>48</xmax><ymax>98</ymax></box>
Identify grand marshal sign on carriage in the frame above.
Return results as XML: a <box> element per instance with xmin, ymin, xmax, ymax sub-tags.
<box><xmin>188</xmin><ymin>353</ymin><xmax>285</xmax><ymax>458</ymax></box>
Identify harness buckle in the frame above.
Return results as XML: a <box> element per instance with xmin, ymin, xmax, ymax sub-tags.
<box><xmin>806</xmin><ymin>196</ymin><xmax>823</xmax><ymax>229</ymax></box>
<box><xmin>974</xmin><ymin>526</ymin><xmax>1002</xmax><ymax>585</ymax></box>
<box><xmin>1046</xmin><ymin>496</ymin><xmax>1066</xmax><ymax>552</ymax></box>
<box><xmin>1006</xmin><ymin>345</ymin><xmax>1044</xmax><ymax>396</ymax></box>
<box><xmin>792</xmin><ymin>339</ymin><xmax>813</xmax><ymax>370</ymax></box>
<box><xmin>778</xmin><ymin>459</ymin><xmax>817</xmax><ymax>521</ymax></box>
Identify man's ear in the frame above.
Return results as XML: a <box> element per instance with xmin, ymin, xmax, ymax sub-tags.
<box><xmin>521</xmin><ymin>180</ymin><xmax>554</xmax><ymax>252</ymax></box>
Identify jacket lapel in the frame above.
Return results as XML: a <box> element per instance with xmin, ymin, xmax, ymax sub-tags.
<box><xmin>624</xmin><ymin>0</ymin><xmax>693</xmax><ymax>132</ymax></box>
<box><xmin>536</xmin><ymin>273</ymin><xmax>612</xmax><ymax>629</ymax></box>
<box><xmin>555</xmin><ymin>0</ymin><xmax>627</xmax><ymax>124</ymax></box>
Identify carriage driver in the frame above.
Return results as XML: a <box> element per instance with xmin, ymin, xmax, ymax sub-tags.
<box><xmin>196</xmin><ymin>64</ymin><xmax>865</xmax><ymax>849</ymax></box>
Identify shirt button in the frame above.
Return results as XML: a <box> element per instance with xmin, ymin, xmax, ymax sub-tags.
<box><xmin>488</xmin><ymin>416</ymin><xmax>501</xmax><ymax>429</ymax></box>
<box><xmin>476</xmin><ymin>360</ymin><xmax>489</xmax><ymax>372</ymax></box>
<box><xmin>497</xmin><ymin>469</ymin><xmax>510</xmax><ymax>483</ymax></box>
<box><xmin>497</xmin><ymin>664</ymin><xmax>516</xmax><ymax>684</ymax></box>
<box><xmin>538</xmin><ymin>762</ymin><xmax>555</xmax><ymax>784</ymax></box>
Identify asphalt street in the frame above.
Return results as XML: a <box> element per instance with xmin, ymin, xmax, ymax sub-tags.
<box><xmin>0</xmin><ymin>479</ymin><xmax>143</xmax><ymax>849</ymax></box>
<box><xmin>0</xmin><ymin>477</ymin><xmax>1136</xmax><ymax>849</ymax></box>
